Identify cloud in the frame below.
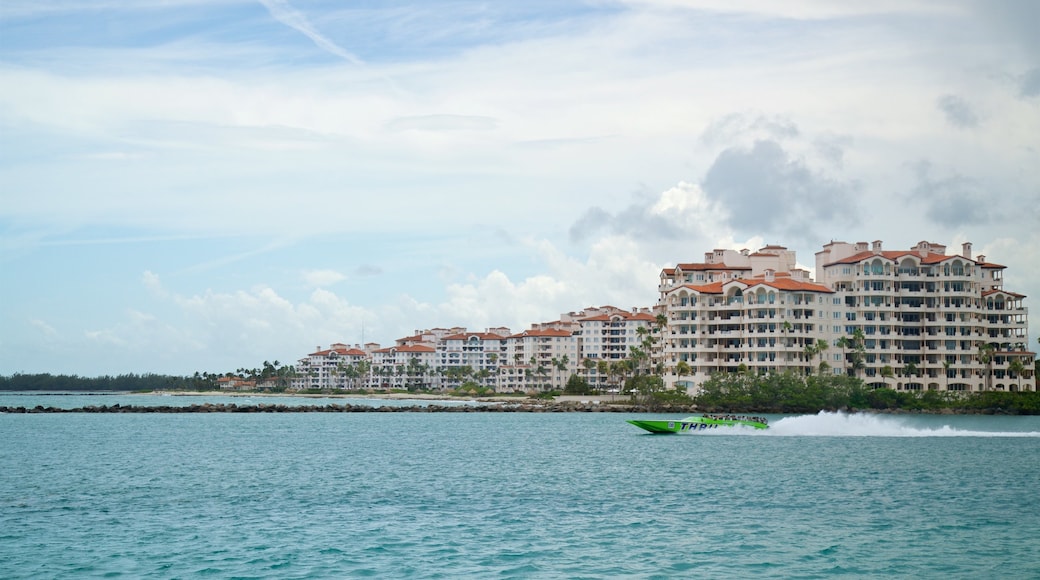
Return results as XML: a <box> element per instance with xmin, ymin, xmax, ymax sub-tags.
<box><xmin>701</xmin><ymin>139</ymin><xmax>859</xmax><ymax>245</ymax></box>
<box><xmin>1021</xmin><ymin>67</ymin><xmax>1040</xmax><ymax>98</ymax></box>
<box><xmin>936</xmin><ymin>94</ymin><xmax>980</xmax><ymax>128</ymax></box>
<box><xmin>256</xmin><ymin>0</ymin><xmax>363</xmax><ymax>64</ymax></box>
<box><xmin>142</xmin><ymin>270</ymin><xmax>166</xmax><ymax>297</ymax></box>
<box><xmin>302</xmin><ymin>269</ymin><xmax>346</xmax><ymax>287</ymax></box>
<box><xmin>354</xmin><ymin>264</ymin><xmax>383</xmax><ymax>277</ymax></box>
<box><xmin>910</xmin><ymin>161</ymin><xmax>991</xmax><ymax>227</ymax></box>
<box><xmin>29</xmin><ymin>319</ymin><xmax>58</xmax><ymax>337</ymax></box>
<box><xmin>569</xmin><ymin>182</ymin><xmax>729</xmax><ymax>244</ymax></box>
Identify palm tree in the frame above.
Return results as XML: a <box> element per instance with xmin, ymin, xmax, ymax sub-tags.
<box><xmin>978</xmin><ymin>344</ymin><xmax>996</xmax><ymax>391</ymax></box>
<box><xmin>676</xmin><ymin>360</ymin><xmax>692</xmax><ymax>391</ymax></box>
<box><xmin>597</xmin><ymin>359</ymin><xmax>610</xmax><ymax>392</ymax></box>
<box><xmin>582</xmin><ymin>357</ymin><xmax>595</xmax><ymax>386</ymax></box>
<box><xmin>803</xmin><ymin>339</ymin><xmax>827</xmax><ymax>376</ymax></box>
<box><xmin>902</xmin><ymin>362</ymin><xmax>919</xmax><ymax>386</ymax></box>
<box><xmin>1008</xmin><ymin>359</ymin><xmax>1026</xmax><ymax>392</ymax></box>
<box><xmin>609</xmin><ymin>360</ymin><xmax>627</xmax><ymax>394</ymax></box>
<box><xmin>850</xmin><ymin>328</ymin><xmax>867</xmax><ymax>379</ymax></box>
<box><xmin>556</xmin><ymin>355</ymin><xmax>569</xmax><ymax>389</ymax></box>
<box><xmin>836</xmin><ymin>336</ymin><xmax>851</xmax><ymax>376</ymax></box>
<box><xmin>880</xmin><ymin>365</ymin><xmax>895</xmax><ymax>389</ymax></box>
<box><xmin>815</xmin><ymin>339</ymin><xmax>829</xmax><ymax>368</ymax></box>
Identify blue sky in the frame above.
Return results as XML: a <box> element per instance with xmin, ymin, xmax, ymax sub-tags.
<box><xmin>2</xmin><ymin>0</ymin><xmax>1038</xmax><ymax>376</ymax></box>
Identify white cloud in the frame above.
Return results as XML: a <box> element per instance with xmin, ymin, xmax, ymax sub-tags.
<box><xmin>142</xmin><ymin>270</ymin><xmax>165</xmax><ymax>296</ymax></box>
<box><xmin>29</xmin><ymin>318</ymin><xmax>58</xmax><ymax>337</ymax></box>
<box><xmin>302</xmin><ymin>269</ymin><xmax>346</xmax><ymax>287</ymax></box>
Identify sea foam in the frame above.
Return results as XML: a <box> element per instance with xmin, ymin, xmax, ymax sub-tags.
<box><xmin>763</xmin><ymin>411</ymin><xmax>1040</xmax><ymax>437</ymax></box>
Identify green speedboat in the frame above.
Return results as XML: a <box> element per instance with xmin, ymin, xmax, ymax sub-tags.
<box><xmin>627</xmin><ymin>414</ymin><xmax>768</xmax><ymax>434</ymax></box>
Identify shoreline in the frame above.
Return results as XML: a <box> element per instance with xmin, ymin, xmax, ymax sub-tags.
<box><xmin>5</xmin><ymin>391</ymin><xmax>1035</xmax><ymax>415</ymax></box>
<box><xmin>148</xmin><ymin>390</ymin><xmax>554</xmax><ymax>403</ymax></box>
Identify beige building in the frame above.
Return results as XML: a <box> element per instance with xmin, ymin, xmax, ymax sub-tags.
<box><xmin>659</xmin><ymin>264</ymin><xmax>842</xmax><ymax>390</ymax></box>
<box><xmin>292</xmin><ymin>343</ymin><xmax>370</xmax><ymax>390</ymax></box>
<box><xmin>292</xmin><ymin>240</ymin><xmax>1032</xmax><ymax>395</ymax></box>
<box><xmin>496</xmin><ymin>327</ymin><xmax>579</xmax><ymax>392</ymax></box>
<box><xmin>815</xmin><ymin>240</ymin><xmax>1033</xmax><ymax>392</ymax></box>
<box><xmin>564</xmin><ymin>306</ymin><xmax>659</xmax><ymax>391</ymax></box>
<box><xmin>656</xmin><ymin>240</ymin><xmax>1034</xmax><ymax>394</ymax></box>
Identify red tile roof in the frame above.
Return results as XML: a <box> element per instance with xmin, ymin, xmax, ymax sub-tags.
<box><xmin>373</xmin><ymin>344</ymin><xmax>436</xmax><ymax>354</ymax></box>
<box><xmin>825</xmin><ymin>250</ymin><xmax>977</xmax><ymax>267</ymax></box>
<box><xmin>982</xmin><ymin>289</ymin><xmax>1027</xmax><ymax>298</ymax></box>
<box><xmin>309</xmin><ymin>347</ymin><xmax>367</xmax><ymax>357</ymax></box>
<box><xmin>510</xmin><ymin>329</ymin><xmax>574</xmax><ymax>338</ymax></box>
<box><xmin>442</xmin><ymin>332</ymin><xmax>508</xmax><ymax>341</ymax></box>
<box><xmin>672</xmin><ymin>262</ymin><xmax>752</xmax><ymax>271</ymax></box>
<box><xmin>670</xmin><ymin>277</ymin><xmax>832</xmax><ymax>294</ymax></box>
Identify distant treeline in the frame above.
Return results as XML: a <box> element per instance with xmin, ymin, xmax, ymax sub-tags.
<box><xmin>0</xmin><ymin>373</ymin><xmax>200</xmax><ymax>392</ymax></box>
<box><xmin>694</xmin><ymin>372</ymin><xmax>1040</xmax><ymax>415</ymax></box>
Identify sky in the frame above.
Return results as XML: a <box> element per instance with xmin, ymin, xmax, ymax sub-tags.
<box><xmin>1</xmin><ymin>0</ymin><xmax>1038</xmax><ymax>376</ymax></box>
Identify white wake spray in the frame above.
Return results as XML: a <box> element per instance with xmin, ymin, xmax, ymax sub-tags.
<box><xmin>755</xmin><ymin>411</ymin><xmax>1040</xmax><ymax>437</ymax></box>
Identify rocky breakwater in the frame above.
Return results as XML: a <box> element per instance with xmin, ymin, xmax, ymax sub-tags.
<box><xmin>0</xmin><ymin>401</ymin><xmax>700</xmax><ymax>414</ymax></box>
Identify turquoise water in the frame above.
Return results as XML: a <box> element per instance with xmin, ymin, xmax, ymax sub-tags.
<box><xmin>2</xmin><ymin>404</ymin><xmax>1039</xmax><ymax>578</ymax></box>
<box><xmin>0</xmin><ymin>392</ymin><xmax>482</xmax><ymax>409</ymax></box>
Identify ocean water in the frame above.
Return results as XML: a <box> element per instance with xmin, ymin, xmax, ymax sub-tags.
<box><xmin>2</xmin><ymin>403</ymin><xmax>1039</xmax><ymax>579</ymax></box>
<box><xmin>0</xmin><ymin>392</ymin><xmax>483</xmax><ymax>410</ymax></box>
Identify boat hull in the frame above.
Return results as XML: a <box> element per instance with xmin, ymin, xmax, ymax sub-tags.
<box><xmin>627</xmin><ymin>416</ymin><xmax>768</xmax><ymax>434</ymax></box>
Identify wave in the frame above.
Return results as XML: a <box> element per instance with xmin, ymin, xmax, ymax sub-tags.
<box><xmin>759</xmin><ymin>411</ymin><xmax>1040</xmax><ymax>437</ymax></box>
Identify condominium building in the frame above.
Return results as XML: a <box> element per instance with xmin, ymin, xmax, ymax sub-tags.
<box><xmin>658</xmin><ymin>257</ymin><xmax>843</xmax><ymax>389</ymax></box>
<box><xmin>657</xmin><ymin>240</ymin><xmax>1034</xmax><ymax>393</ymax></box>
<box><xmin>815</xmin><ymin>240</ymin><xmax>1033</xmax><ymax>392</ymax></box>
<box><xmin>436</xmin><ymin>329</ymin><xmax>510</xmax><ymax>389</ymax></box>
<box><xmin>370</xmin><ymin>343</ymin><xmax>438</xmax><ymax>389</ymax></box>
<box><xmin>495</xmin><ymin>328</ymin><xmax>579</xmax><ymax>392</ymax></box>
<box><xmin>563</xmin><ymin>306</ymin><xmax>659</xmax><ymax>390</ymax></box>
<box><xmin>291</xmin><ymin>240</ymin><xmax>1032</xmax><ymax>395</ymax></box>
<box><xmin>292</xmin><ymin>343</ymin><xmax>370</xmax><ymax>390</ymax></box>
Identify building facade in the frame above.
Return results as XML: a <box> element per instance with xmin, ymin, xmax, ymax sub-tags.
<box><xmin>815</xmin><ymin>240</ymin><xmax>1033</xmax><ymax>392</ymax></box>
<box><xmin>292</xmin><ymin>343</ymin><xmax>370</xmax><ymax>390</ymax></box>
<box><xmin>564</xmin><ymin>306</ymin><xmax>660</xmax><ymax>391</ymax></box>
<box><xmin>290</xmin><ymin>240</ymin><xmax>1033</xmax><ymax>395</ymax></box>
<box><xmin>656</xmin><ymin>240</ymin><xmax>1034</xmax><ymax>393</ymax></box>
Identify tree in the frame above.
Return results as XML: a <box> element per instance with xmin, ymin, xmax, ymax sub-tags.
<box><xmin>978</xmin><ymin>344</ymin><xmax>996</xmax><ymax>391</ymax></box>
<box><xmin>628</xmin><ymin>374</ymin><xmax>667</xmax><ymax>408</ymax></box>
<box><xmin>836</xmin><ymin>336</ymin><xmax>851</xmax><ymax>376</ymax></box>
<box><xmin>803</xmin><ymin>339</ymin><xmax>828</xmax><ymax>376</ymax></box>
<box><xmin>628</xmin><ymin>345</ymin><xmax>649</xmax><ymax>376</ymax></box>
<box><xmin>1008</xmin><ymin>358</ymin><xmax>1026</xmax><ymax>392</ymax></box>
<box><xmin>815</xmin><ymin>339</ymin><xmax>829</xmax><ymax>369</ymax></box>
<box><xmin>552</xmin><ymin>355</ymin><xmax>570</xmax><ymax>389</ymax></box>
<box><xmin>609</xmin><ymin>360</ymin><xmax>629</xmax><ymax>394</ymax></box>
<box><xmin>902</xmin><ymin>362</ymin><xmax>919</xmax><ymax>383</ymax></box>
<box><xmin>564</xmin><ymin>374</ymin><xmax>592</xmax><ymax>395</ymax></box>
<box><xmin>596</xmin><ymin>359</ymin><xmax>610</xmax><ymax>392</ymax></box>
<box><xmin>582</xmin><ymin>358</ymin><xmax>596</xmax><ymax>387</ymax></box>
<box><xmin>880</xmin><ymin>365</ymin><xmax>895</xmax><ymax>389</ymax></box>
<box><xmin>675</xmin><ymin>360</ymin><xmax>692</xmax><ymax>391</ymax></box>
<box><xmin>849</xmin><ymin>328</ymin><xmax>867</xmax><ymax>378</ymax></box>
